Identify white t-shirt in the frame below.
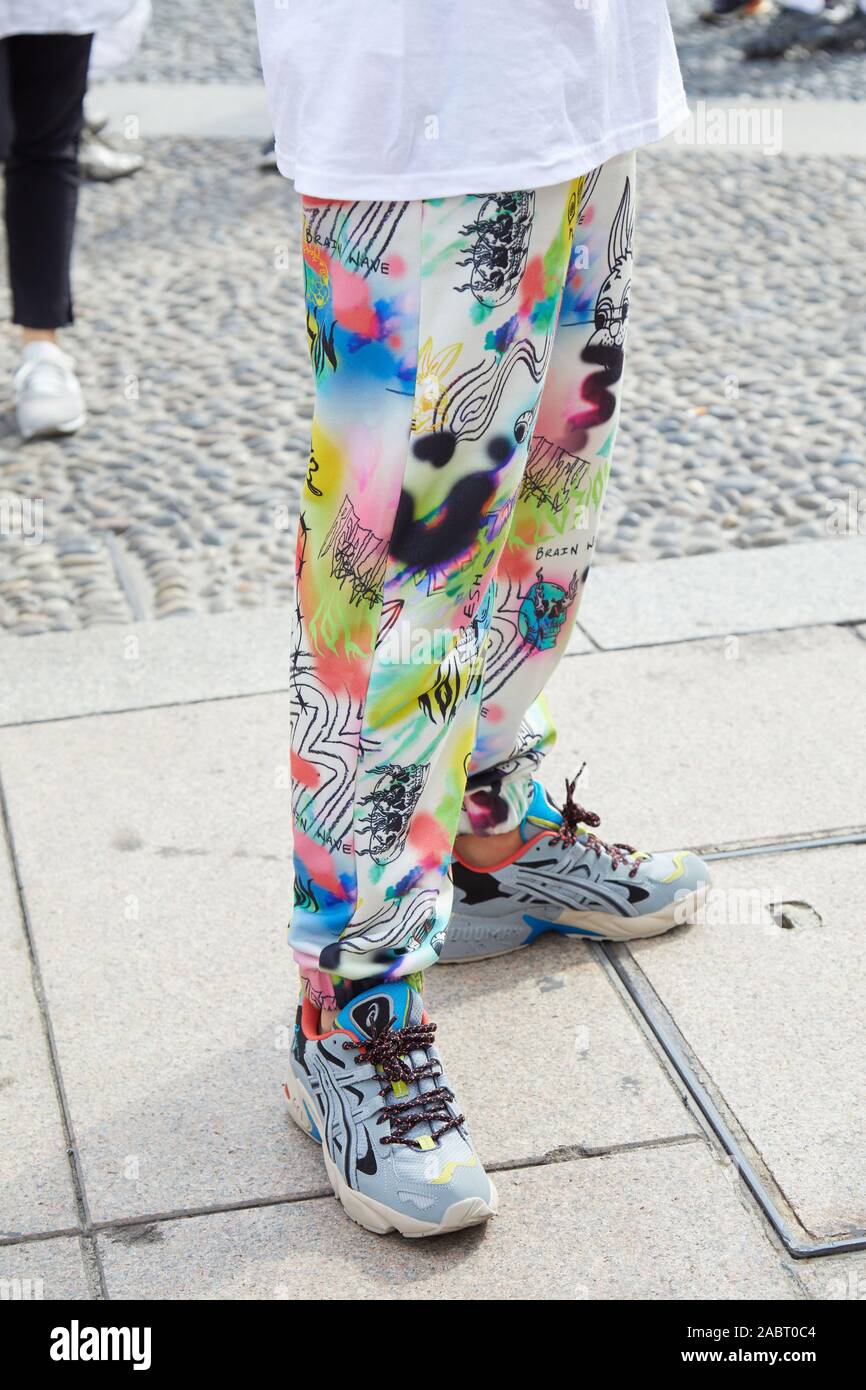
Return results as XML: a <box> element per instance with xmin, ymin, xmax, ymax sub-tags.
<box><xmin>0</xmin><ymin>2</ymin><xmax>139</xmax><ymax>36</ymax></box>
<box><xmin>255</xmin><ymin>0</ymin><xmax>689</xmax><ymax>200</ymax></box>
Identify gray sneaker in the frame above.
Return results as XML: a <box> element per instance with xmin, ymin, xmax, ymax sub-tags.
<box><xmin>285</xmin><ymin>980</ymin><xmax>497</xmax><ymax>1237</ymax></box>
<box><xmin>442</xmin><ymin>778</ymin><xmax>711</xmax><ymax>962</ymax></box>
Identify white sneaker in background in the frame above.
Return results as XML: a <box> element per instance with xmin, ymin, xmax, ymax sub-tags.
<box><xmin>13</xmin><ymin>342</ymin><xmax>86</xmax><ymax>441</ymax></box>
<box><xmin>79</xmin><ymin>127</ymin><xmax>144</xmax><ymax>182</ymax></box>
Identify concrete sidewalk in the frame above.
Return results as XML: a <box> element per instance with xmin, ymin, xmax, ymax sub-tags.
<box><xmin>90</xmin><ymin>81</ymin><xmax>866</xmax><ymax>156</ymax></box>
<box><xmin>1</xmin><ymin>542</ymin><xmax>864</xmax><ymax>1299</ymax></box>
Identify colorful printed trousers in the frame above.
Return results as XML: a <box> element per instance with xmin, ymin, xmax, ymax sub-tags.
<box><xmin>292</xmin><ymin>151</ymin><xmax>636</xmax><ymax>1010</ymax></box>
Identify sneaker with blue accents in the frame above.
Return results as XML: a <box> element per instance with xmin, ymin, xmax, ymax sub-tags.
<box><xmin>442</xmin><ymin>776</ymin><xmax>711</xmax><ymax>962</ymax></box>
<box><xmin>284</xmin><ymin>980</ymin><xmax>497</xmax><ymax>1237</ymax></box>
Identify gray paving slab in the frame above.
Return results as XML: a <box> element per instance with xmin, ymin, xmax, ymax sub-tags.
<box><xmin>573</xmin><ymin>537</ymin><xmax>866</xmax><ymax>651</ymax></box>
<box><xmin>92</xmin><ymin>79</ymin><xmax>866</xmax><ymax>156</ymax></box>
<box><xmin>97</xmin><ymin>1141</ymin><xmax>799</xmax><ymax>1301</ymax></box>
<box><xmin>0</xmin><ymin>1237</ymin><xmax>91</xmax><ymax>1300</ymax></box>
<box><xmin>797</xmin><ymin>1250</ymin><xmax>866</xmax><ymax>1303</ymax></box>
<box><xmin>548</xmin><ymin>624</ymin><xmax>866</xmax><ymax>852</ymax></box>
<box><xmin>6</xmin><ymin>529</ymin><xmax>860</xmax><ymax>723</ymax></box>
<box><xmin>0</xmin><ymin>607</ymin><xmax>293</xmax><ymax>727</ymax></box>
<box><xmin>0</xmin><ymin>694</ymin><xmax>325</xmax><ymax>1223</ymax></box>
<box><xmin>425</xmin><ymin>933</ymin><xmax>696</xmax><ymax>1166</ymax></box>
<box><xmin>663</xmin><ymin>100</ymin><xmax>866</xmax><ymax>157</ymax></box>
<box><xmin>0</xmin><ymin>693</ymin><xmax>693</xmax><ymax>1223</ymax></box>
<box><xmin>91</xmin><ymin>82</ymin><xmax>271</xmax><ymax>138</ymax></box>
<box><xmin>630</xmin><ymin>844</ymin><xmax>866</xmax><ymax>1240</ymax></box>
<box><xmin>1</xmin><ymin>536</ymin><xmax>856</xmax><ymax>726</ymax></box>
<box><xmin>0</xmin><ymin>840</ymin><xmax>78</xmax><ymax>1238</ymax></box>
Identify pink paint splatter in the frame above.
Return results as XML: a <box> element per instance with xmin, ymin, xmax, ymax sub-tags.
<box><xmin>292</xmin><ymin>828</ymin><xmax>348</xmax><ymax>900</ymax></box>
<box><xmin>292</xmin><ymin>752</ymin><xmax>320</xmax><ymax>789</ymax></box>
<box><xmin>519</xmin><ymin>256</ymin><xmax>545</xmax><ymax>317</ymax></box>
<box><xmin>409</xmin><ymin>813</ymin><xmax>450</xmax><ymax>869</ymax></box>
<box><xmin>331</xmin><ymin>259</ymin><xmax>380</xmax><ymax>339</ymax></box>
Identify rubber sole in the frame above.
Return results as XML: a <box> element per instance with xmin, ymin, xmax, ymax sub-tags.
<box><xmin>20</xmin><ymin>411</ymin><xmax>87</xmax><ymax>442</ymax></box>
<box><xmin>284</xmin><ymin>1075</ymin><xmax>498</xmax><ymax>1239</ymax></box>
<box><xmin>440</xmin><ymin>883</ymin><xmax>710</xmax><ymax>963</ymax></box>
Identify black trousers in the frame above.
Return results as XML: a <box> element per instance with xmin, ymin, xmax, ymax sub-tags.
<box><xmin>2</xmin><ymin>32</ymin><xmax>93</xmax><ymax>329</ymax></box>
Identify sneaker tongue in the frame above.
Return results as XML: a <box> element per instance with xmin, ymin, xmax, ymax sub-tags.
<box><xmin>520</xmin><ymin>781</ymin><xmax>564</xmax><ymax>842</ymax></box>
<box><xmin>336</xmin><ymin>984</ymin><xmax>442</xmax><ymax>1149</ymax></box>
<box><xmin>334</xmin><ymin>981</ymin><xmax>421</xmax><ymax>1042</ymax></box>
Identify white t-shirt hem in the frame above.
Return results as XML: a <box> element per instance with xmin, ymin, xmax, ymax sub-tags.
<box><xmin>280</xmin><ymin>94</ymin><xmax>690</xmax><ymax>201</ymax></box>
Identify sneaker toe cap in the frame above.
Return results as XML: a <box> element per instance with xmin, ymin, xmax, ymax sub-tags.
<box><xmin>652</xmin><ymin>849</ymin><xmax>712</xmax><ymax>897</ymax></box>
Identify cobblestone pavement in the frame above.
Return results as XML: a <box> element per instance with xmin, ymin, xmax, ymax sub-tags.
<box><xmin>1</xmin><ymin>143</ymin><xmax>864</xmax><ymax>634</ymax></box>
<box><xmin>124</xmin><ymin>0</ymin><xmax>866</xmax><ymax>98</ymax></box>
<box><xmin>668</xmin><ymin>0</ymin><xmax>866</xmax><ymax>100</ymax></box>
<box><xmin>122</xmin><ymin>0</ymin><xmax>262</xmax><ymax>83</ymax></box>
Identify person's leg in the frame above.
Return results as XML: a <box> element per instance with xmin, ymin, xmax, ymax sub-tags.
<box><xmin>443</xmin><ymin>152</ymin><xmax>711</xmax><ymax>961</ymax></box>
<box><xmin>457</xmin><ymin>153</ymin><xmax>636</xmax><ymax>850</ymax></box>
<box><xmin>290</xmin><ymin>184</ymin><xmax>581</xmax><ymax>1009</ymax></box>
<box><xmin>5</xmin><ymin>32</ymin><xmax>92</xmax><ymax>335</ymax></box>
<box><xmin>5</xmin><ymin>33</ymin><xmax>91</xmax><ymax>440</ymax></box>
<box><xmin>288</xmin><ymin>196</ymin><xmax>425</xmax><ymax>1023</ymax></box>
<box><xmin>286</xmin><ymin>182</ymin><xmax>582</xmax><ymax>1234</ymax></box>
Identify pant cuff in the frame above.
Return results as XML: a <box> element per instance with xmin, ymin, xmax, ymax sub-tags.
<box><xmin>297</xmin><ymin>964</ymin><xmax>425</xmax><ymax>1014</ymax></box>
